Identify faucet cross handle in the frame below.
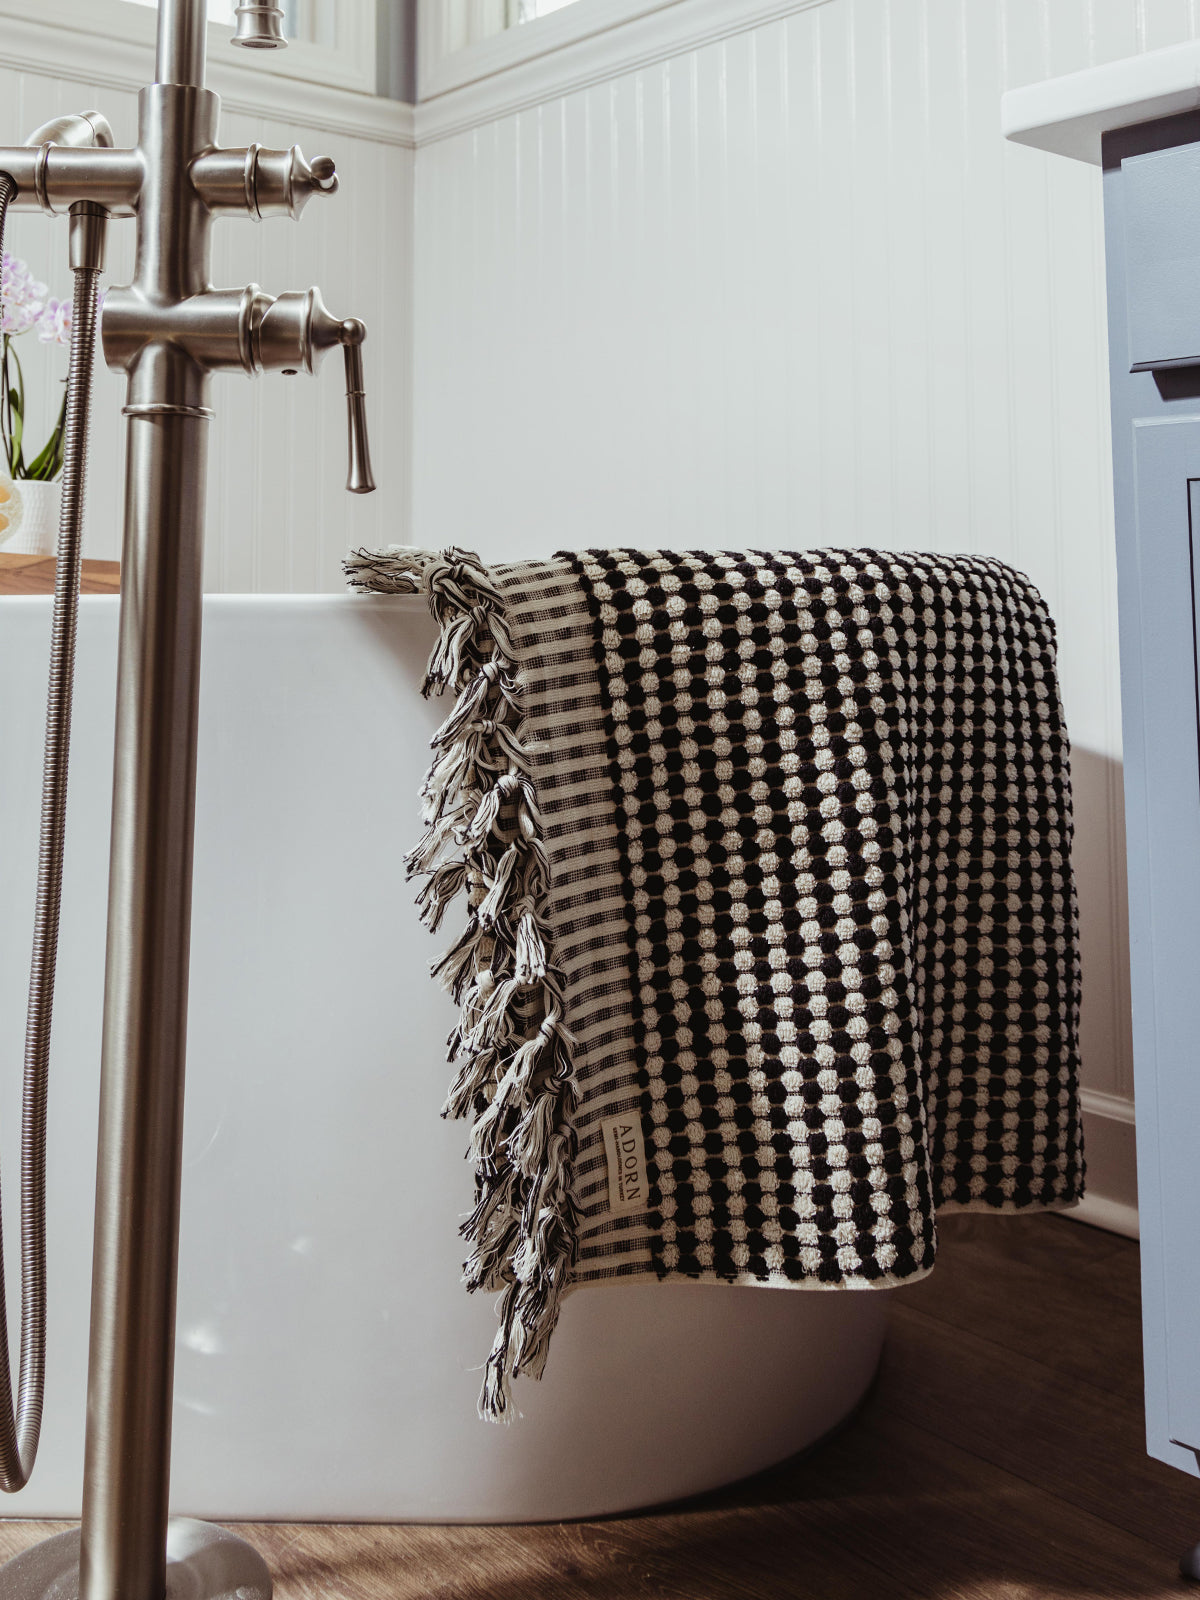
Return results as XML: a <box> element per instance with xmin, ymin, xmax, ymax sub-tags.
<box><xmin>191</xmin><ymin>144</ymin><xmax>338</xmax><ymax>219</ymax></box>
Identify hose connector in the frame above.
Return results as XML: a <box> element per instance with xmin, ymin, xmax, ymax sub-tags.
<box><xmin>69</xmin><ymin>201</ymin><xmax>109</xmax><ymax>273</ymax></box>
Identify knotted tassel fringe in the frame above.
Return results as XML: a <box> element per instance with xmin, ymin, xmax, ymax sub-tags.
<box><xmin>345</xmin><ymin>545</ymin><xmax>580</xmax><ymax>1420</ymax></box>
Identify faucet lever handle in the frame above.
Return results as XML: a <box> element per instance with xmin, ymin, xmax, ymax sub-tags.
<box><xmin>339</xmin><ymin>319</ymin><xmax>375</xmax><ymax>495</ymax></box>
<box><xmin>247</xmin><ymin>288</ymin><xmax>376</xmax><ymax>493</ymax></box>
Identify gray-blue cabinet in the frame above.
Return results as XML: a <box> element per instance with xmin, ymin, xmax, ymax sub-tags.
<box><xmin>1104</xmin><ymin>111</ymin><xmax>1200</xmax><ymax>1481</ymax></box>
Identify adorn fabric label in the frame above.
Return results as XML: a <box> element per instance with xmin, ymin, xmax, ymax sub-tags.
<box><xmin>601</xmin><ymin>1113</ymin><xmax>649</xmax><ymax>1215</ymax></box>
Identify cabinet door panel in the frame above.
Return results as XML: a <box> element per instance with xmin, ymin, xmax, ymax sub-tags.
<box><xmin>1132</xmin><ymin>417</ymin><xmax>1200</xmax><ymax>1455</ymax></box>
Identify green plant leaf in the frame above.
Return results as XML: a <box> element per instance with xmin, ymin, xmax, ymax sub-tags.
<box><xmin>26</xmin><ymin>389</ymin><xmax>66</xmax><ymax>481</ymax></box>
<box><xmin>7</xmin><ymin>344</ymin><xmax>26</xmax><ymax>477</ymax></box>
<box><xmin>7</xmin><ymin>388</ymin><xmax>23</xmax><ymax>472</ymax></box>
<box><xmin>0</xmin><ymin>335</ymin><xmax>11</xmax><ymax>475</ymax></box>
<box><xmin>25</xmin><ymin>439</ymin><xmax>55</xmax><ymax>480</ymax></box>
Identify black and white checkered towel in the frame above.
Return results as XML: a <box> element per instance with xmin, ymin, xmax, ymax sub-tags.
<box><xmin>345</xmin><ymin>546</ymin><xmax>1084</xmax><ymax>1420</ymax></box>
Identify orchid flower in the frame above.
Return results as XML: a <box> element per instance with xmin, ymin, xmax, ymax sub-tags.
<box><xmin>36</xmin><ymin>298</ymin><xmax>71</xmax><ymax>347</ymax></box>
<box><xmin>1</xmin><ymin>252</ymin><xmax>47</xmax><ymax>338</ymax></box>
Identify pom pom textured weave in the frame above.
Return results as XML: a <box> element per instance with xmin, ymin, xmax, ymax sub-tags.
<box><xmin>345</xmin><ymin>546</ymin><xmax>1084</xmax><ymax>1419</ymax></box>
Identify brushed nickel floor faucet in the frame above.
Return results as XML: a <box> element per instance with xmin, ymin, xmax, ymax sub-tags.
<box><xmin>0</xmin><ymin>2</ymin><xmax>374</xmax><ymax>1595</ymax></box>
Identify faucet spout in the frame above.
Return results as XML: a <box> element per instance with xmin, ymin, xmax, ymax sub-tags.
<box><xmin>232</xmin><ymin>2</ymin><xmax>287</xmax><ymax>48</ymax></box>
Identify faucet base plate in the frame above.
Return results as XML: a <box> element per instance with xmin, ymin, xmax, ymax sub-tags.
<box><xmin>0</xmin><ymin>1517</ymin><xmax>272</xmax><ymax>1598</ymax></box>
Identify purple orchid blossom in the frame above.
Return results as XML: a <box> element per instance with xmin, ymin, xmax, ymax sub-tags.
<box><xmin>0</xmin><ymin>250</ymin><xmax>82</xmax><ymax>478</ymax></box>
<box><xmin>35</xmin><ymin>296</ymin><xmax>72</xmax><ymax>347</ymax></box>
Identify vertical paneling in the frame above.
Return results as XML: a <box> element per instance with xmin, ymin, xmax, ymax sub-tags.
<box><xmin>0</xmin><ymin>68</ymin><xmax>413</xmax><ymax>587</ymax></box>
<box><xmin>411</xmin><ymin>0</ymin><xmax>1200</xmax><ymax>1155</ymax></box>
<box><xmin>9</xmin><ymin>0</ymin><xmax>1189</xmax><ymax>1211</ymax></box>
<box><xmin>881</xmin><ymin>4</ymin><xmax>932</xmax><ymax>552</ymax></box>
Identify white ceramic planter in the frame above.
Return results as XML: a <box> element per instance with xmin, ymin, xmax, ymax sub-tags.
<box><xmin>0</xmin><ymin>477</ymin><xmax>61</xmax><ymax>555</ymax></box>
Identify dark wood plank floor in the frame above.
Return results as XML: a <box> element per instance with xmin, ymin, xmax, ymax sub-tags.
<box><xmin>1</xmin><ymin>1212</ymin><xmax>1195</xmax><ymax>1598</ymax></box>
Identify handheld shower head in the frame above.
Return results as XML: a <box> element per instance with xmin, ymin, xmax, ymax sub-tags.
<box><xmin>232</xmin><ymin>2</ymin><xmax>287</xmax><ymax>48</ymax></box>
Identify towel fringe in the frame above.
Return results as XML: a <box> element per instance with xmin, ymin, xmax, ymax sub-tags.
<box><xmin>345</xmin><ymin>545</ymin><xmax>580</xmax><ymax>1421</ymax></box>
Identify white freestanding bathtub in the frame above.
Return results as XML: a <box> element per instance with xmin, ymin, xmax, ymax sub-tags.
<box><xmin>0</xmin><ymin>594</ymin><xmax>889</xmax><ymax>1523</ymax></box>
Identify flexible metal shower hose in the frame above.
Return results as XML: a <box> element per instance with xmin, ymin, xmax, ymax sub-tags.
<box><xmin>0</xmin><ymin>174</ymin><xmax>101</xmax><ymax>1490</ymax></box>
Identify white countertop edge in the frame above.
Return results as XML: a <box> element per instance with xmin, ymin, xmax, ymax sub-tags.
<box><xmin>0</xmin><ymin>591</ymin><xmax>434</xmax><ymax>613</ymax></box>
<box><xmin>208</xmin><ymin>591</ymin><xmax>434</xmax><ymax>613</ymax></box>
<box><xmin>1002</xmin><ymin>40</ymin><xmax>1200</xmax><ymax>164</ymax></box>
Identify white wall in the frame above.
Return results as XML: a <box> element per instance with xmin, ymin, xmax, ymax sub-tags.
<box><xmin>408</xmin><ymin>0</ymin><xmax>1200</xmax><ymax>1233</ymax></box>
<box><xmin>1</xmin><ymin>0</ymin><xmax>1176</xmax><ymax>1229</ymax></box>
<box><xmin>0</xmin><ymin>24</ymin><xmax>414</xmax><ymax>592</ymax></box>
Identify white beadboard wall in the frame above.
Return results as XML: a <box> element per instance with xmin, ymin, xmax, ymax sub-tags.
<box><xmin>408</xmin><ymin>0</ymin><xmax>1200</xmax><ymax>1234</ymax></box>
<box><xmin>0</xmin><ymin>56</ymin><xmax>413</xmax><ymax>592</ymax></box>
<box><xmin>3</xmin><ymin>0</ymin><xmax>1185</xmax><ymax>1231</ymax></box>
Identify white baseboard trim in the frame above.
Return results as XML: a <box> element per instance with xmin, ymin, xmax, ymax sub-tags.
<box><xmin>1080</xmin><ymin>1086</ymin><xmax>1136</xmax><ymax>1126</ymax></box>
<box><xmin>1068</xmin><ymin>1087</ymin><xmax>1139</xmax><ymax>1240</ymax></box>
<box><xmin>1072</xmin><ymin>1191</ymin><xmax>1140</xmax><ymax>1240</ymax></box>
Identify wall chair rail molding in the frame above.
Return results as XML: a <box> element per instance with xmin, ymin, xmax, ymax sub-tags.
<box><xmin>419</xmin><ymin>0</ymin><xmax>686</xmax><ymax>101</ymax></box>
<box><xmin>413</xmin><ymin>0</ymin><xmax>838</xmax><ymax>145</ymax></box>
<box><xmin>0</xmin><ymin>1</ymin><xmax>416</xmax><ymax>147</ymax></box>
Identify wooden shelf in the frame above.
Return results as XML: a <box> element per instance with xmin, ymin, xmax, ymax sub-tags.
<box><xmin>0</xmin><ymin>553</ymin><xmax>120</xmax><ymax>595</ymax></box>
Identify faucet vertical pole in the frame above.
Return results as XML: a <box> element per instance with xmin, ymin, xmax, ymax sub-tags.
<box><xmin>0</xmin><ymin>0</ymin><xmax>367</xmax><ymax>1586</ymax></box>
<box><xmin>80</xmin><ymin>362</ymin><xmax>210</xmax><ymax>1600</ymax></box>
<box><xmin>156</xmin><ymin>0</ymin><xmax>207</xmax><ymax>86</ymax></box>
<box><xmin>80</xmin><ymin>5</ymin><xmax>214</xmax><ymax>1598</ymax></box>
